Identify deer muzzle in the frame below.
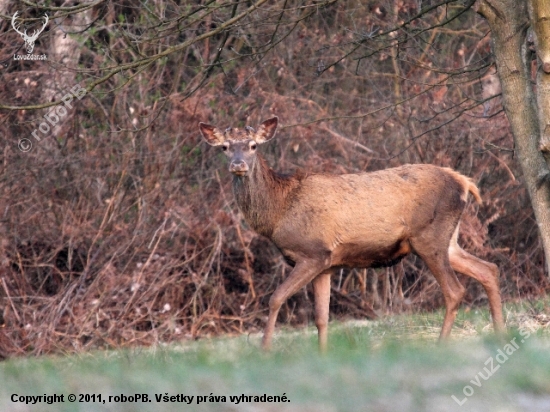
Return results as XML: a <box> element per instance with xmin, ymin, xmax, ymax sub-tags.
<box><xmin>229</xmin><ymin>160</ymin><xmax>249</xmax><ymax>176</ymax></box>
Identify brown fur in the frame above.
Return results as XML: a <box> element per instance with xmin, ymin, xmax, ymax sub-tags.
<box><xmin>199</xmin><ymin>117</ymin><xmax>505</xmax><ymax>351</ymax></box>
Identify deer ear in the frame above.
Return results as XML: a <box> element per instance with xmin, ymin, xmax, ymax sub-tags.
<box><xmin>254</xmin><ymin>117</ymin><xmax>278</xmax><ymax>144</ymax></box>
<box><xmin>199</xmin><ymin>123</ymin><xmax>225</xmax><ymax>146</ymax></box>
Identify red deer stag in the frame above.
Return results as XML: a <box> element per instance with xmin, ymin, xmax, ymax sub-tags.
<box><xmin>199</xmin><ymin>117</ymin><xmax>504</xmax><ymax>351</ymax></box>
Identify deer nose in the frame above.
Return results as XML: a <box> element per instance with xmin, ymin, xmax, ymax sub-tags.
<box><xmin>229</xmin><ymin>160</ymin><xmax>249</xmax><ymax>176</ymax></box>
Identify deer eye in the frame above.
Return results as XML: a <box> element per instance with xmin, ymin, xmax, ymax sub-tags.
<box><xmin>250</xmin><ymin>143</ymin><xmax>257</xmax><ymax>150</ymax></box>
<box><xmin>222</xmin><ymin>145</ymin><xmax>228</xmax><ymax>151</ymax></box>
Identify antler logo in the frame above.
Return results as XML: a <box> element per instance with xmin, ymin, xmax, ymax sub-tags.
<box><xmin>12</xmin><ymin>11</ymin><xmax>48</xmax><ymax>54</ymax></box>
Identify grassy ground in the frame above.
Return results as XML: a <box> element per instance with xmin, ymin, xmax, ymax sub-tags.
<box><xmin>1</xmin><ymin>300</ymin><xmax>549</xmax><ymax>412</ymax></box>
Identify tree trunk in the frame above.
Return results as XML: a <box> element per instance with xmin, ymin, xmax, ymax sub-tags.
<box><xmin>529</xmin><ymin>0</ymin><xmax>550</xmax><ymax>154</ymax></box>
<box><xmin>477</xmin><ymin>0</ymin><xmax>550</xmax><ymax>275</ymax></box>
<box><xmin>42</xmin><ymin>4</ymin><xmax>92</xmax><ymax>142</ymax></box>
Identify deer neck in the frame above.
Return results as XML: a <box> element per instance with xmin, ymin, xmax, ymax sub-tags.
<box><xmin>232</xmin><ymin>154</ymin><xmax>295</xmax><ymax>237</ymax></box>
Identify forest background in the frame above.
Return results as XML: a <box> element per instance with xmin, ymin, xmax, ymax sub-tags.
<box><xmin>0</xmin><ymin>0</ymin><xmax>549</xmax><ymax>358</ymax></box>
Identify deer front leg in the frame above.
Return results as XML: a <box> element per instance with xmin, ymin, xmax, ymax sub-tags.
<box><xmin>262</xmin><ymin>259</ymin><xmax>328</xmax><ymax>350</ymax></box>
<box><xmin>312</xmin><ymin>271</ymin><xmax>332</xmax><ymax>353</ymax></box>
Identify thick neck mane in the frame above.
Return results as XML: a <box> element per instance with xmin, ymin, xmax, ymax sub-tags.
<box><xmin>232</xmin><ymin>154</ymin><xmax>301</xmax><ymax>237</ymax></box>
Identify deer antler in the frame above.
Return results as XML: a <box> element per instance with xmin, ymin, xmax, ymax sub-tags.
<box><xmin>11</xmin><ymin>11</ymin><xmax>26</xmax><ymax>37</ymax></box>
<box><xmin>26</xmin><ymin>14</ymin><xmax>49</xmax><ymax>42</ymax></box>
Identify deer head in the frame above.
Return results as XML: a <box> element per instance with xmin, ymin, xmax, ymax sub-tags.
<box><xmin>12</xmin><ymin>12</ymin><xmax>49</xmax><ymax>54</ymax></box>
<box><xmin>199</xmin><ymin>117</ymin><xmax>279</xmax><ymax>176</ymax></box>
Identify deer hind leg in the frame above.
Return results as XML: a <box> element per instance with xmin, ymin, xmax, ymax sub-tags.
<box><xmin>448</xmin><ymin>226</ymin><xmax>505</xmax><ymax>333</ymax></box>
<box><xmin>312</xmin><ymin>271</ymin><xmax>332</xmax><ymax>353</ymax></box>
<box><xmin>410</xmin><ymin>237</ymin><xmax>466</xmax><ymax>340</ymax></box>
<box><xmin>262</xmin><ymin>258</ymin><xmax>328</xmax><ymax>350</ymax></box>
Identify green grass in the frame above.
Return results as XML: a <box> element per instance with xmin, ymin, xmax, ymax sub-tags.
<box><xmin>1</xmin><ymin>301</ymin><xmax>550</xmax><ymax>412</ymax></box>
